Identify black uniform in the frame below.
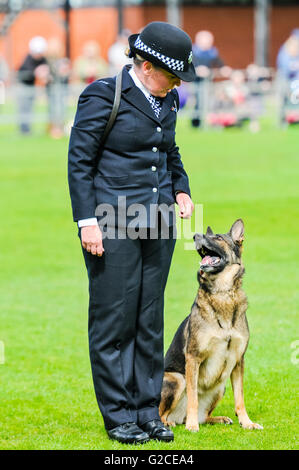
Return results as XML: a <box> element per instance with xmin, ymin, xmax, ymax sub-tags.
<box><xmin>68</xmin><ymin>65</ymin><xmax>191</xmax><ymax>430</ymax></box>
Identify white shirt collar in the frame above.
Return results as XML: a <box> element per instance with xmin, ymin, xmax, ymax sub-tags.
<box><xmin>128</xmin><ymin>67</ymin><xmax>151</xmax><ymax>99</ymax></box>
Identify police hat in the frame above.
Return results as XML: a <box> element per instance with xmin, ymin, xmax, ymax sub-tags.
<box><xmin>128</xmin><ymin>22</ymin><xmax>196</xmax><ymax>82</ymax></box>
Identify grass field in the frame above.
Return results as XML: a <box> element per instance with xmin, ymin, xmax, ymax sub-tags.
<box><xmin>0</xmin><ymin>119</ymin><xmax>298</xmax><ymax>450</ymax></box>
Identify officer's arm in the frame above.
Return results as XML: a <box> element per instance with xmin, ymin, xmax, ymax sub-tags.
<box><xmin>68</xmin><ymin>80</ymin><xmax>113</xmax><ymax>222</ymax></box>
<box><xmin>167</xmin><ymin>140</ymin><xmax>191</xmax><ymax>197</ymax></box>
<box><xmin>166</xmin><ymin>89</ymin><xmax>191</xmax><ymax>198</ymax></box>
<box><xmin>167</xmin><ymin>138</ymin><xmax>194</xmax><ymax>218</ymax></box>
<box><xmin>167</xmin><ymin>89</ymin><xmax>193</xmax><ymax>218</ymax></box>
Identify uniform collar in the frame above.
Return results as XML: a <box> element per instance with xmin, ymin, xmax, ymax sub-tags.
<box><xmin>121</xmin><ymin>65</ymin><xmax>176</xmax><ymax>124</ymax></box>
<box><xmin>128</xmin><ymin>67</ymin><xmax>151</xmax><ymax>100</ymax></box>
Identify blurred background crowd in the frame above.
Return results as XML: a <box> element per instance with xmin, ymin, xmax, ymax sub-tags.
<box><xmin>0</xmin><ymin>0</ymin><xmax>299</xmax><ymax>137</ymax></box>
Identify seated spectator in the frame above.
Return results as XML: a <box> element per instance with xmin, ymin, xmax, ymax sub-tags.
<box><xmin>73</xmin><ymin>41</ymin><xmax>108</xmax><ymax>84</ymax></box>
<box><xmin>208</xmin><ymin>70</ymin><xmax>251</xmax><ymax>129</ymax></box>
<box><xmin>224</xmin><ymin>70</ymin><xmax>249</xmax><ymax>106</ymax></box>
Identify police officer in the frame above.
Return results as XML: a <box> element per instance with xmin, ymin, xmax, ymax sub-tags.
<box><xmin>68</xmin><ymin>22</ymin><xmax>196</xmax><ymax>444</ymax></box>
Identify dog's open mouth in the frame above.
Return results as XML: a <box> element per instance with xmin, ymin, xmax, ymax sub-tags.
<box><xmin>200</xmin><ymin>255</ymin><xmax>221</xmax><ymax>268</ymax></box>
<box><xmin>199</xmin><ymin>247</ymin><xmax>222</xmax><ymax>269</ymax></box>
<box><xmin>194</xmin><ymin>233</ymin><xmax>226</xmax><ymax>273</ymax></box>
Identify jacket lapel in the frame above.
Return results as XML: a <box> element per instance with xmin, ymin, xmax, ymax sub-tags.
<box><xmin>120</xmin><ymin>66</ymin><xmax>177</xmax><ymax>124</ymax></box>
<box><xmin>121</xmin><ymin>66</ymin><xmax>161</xmax><ymax>124</ymax></box>
<box><xmin>159</xmin><ymin>92</ymin><xmax>177</xmax><ymax>122</ymax></box>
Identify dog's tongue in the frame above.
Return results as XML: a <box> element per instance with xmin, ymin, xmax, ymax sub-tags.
<box><xmin>201</xmin><ymin>256</ymin><xmax>212</xmax><ymax>265</ymax></box>
<box><xmin>200</xmin><ymin>256</ymin><xmax>220</xmax><ymax>266</ymax></box>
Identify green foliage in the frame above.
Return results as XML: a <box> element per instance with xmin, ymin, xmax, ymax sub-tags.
<box><xmin>0</xmin><ymin>122</ymin><xmax>298</xmax><ymax>449</ymax></box>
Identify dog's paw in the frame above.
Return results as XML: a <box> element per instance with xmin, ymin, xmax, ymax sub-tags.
<box><xmin>161</xmin><ymin>415</ymin><xmax>176</xmax><ymax>428</ymax></box>
<box><xmin>207</xmin><ymin>416</ymin><xmax>233</xmax><ymax>425</ymax></box>
<box><xmin>185</xmin><ymin>421</ymin><xmax>199</xmax><ymax>432</ymax></box>
<box><xmin>166</xmin><ymin>421</ymin><xmax>176</xmax><ymax>428</ymax></box>
<box><xmin>221</xmin><ymin>416</ymin><xmax>233</xmax><ymax>425</ymax></box>
<box><xmin>240</xmin><ymin>421</ymin><xmax>263</xmax><ymax>430</ymax></box>
<box><xmin>163</xmin><ymin>418</ymin><xmax>176</xmax><ymax>428</ymax></box>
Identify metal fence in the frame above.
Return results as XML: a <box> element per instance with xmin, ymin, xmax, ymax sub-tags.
<box><xmin>0</xmin><ymin>67</ymin><xmax>299</xmax><ymax>135</ymax></box>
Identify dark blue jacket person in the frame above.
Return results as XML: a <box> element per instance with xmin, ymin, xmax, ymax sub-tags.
<box><xmin>68</xmin><ymin>22</ymin><xmax>196</xmax><ymax>444</ymax></box>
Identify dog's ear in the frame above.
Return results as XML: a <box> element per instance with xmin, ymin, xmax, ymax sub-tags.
<box><xmin>229</xmin><ymin>219</ymin><xmax>244</xmax><ymax>245</ymax></box>
<box><xmin>206</xmin><ymin>226</ymin><xmax>213</xmax><ymax>236</ymax></box>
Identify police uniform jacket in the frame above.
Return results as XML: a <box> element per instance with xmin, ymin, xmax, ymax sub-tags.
<box><xmin>68</xmin><ymin>65</ymin><xmax>191</xmax><ymax>228</ymax></box>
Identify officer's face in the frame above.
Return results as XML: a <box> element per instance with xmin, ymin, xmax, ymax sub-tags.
<box><xmin>141</xmin><ymin>62</ymin><xmax>181</xmax><ymax>97</ymax></box>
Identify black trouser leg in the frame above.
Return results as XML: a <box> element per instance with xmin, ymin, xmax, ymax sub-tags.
<box><xmin>82</xmin><ymin>234</ymin><xmax>142</xmax><ymax>429</ymax></box>
<box><xmin>80</xmin><ymin>228</ymin><xmax>175</xmax><ymax>430</ymax></box>
<box><xmin>135</xmin><ymin>229</ymin><xmax>176</xmax><ymax>426</ymax></box>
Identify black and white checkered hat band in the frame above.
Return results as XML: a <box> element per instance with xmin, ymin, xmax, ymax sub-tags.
<box><xmin>134</xmin><ymin>37</ymin><xmax>185</xmax><ymax>72</ymax></box>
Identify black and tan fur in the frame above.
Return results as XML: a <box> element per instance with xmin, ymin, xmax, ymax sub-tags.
<box><xmin>159</xmin><ymin>219</ymin><xmax>263</xmax><ymax>431</ymax></box>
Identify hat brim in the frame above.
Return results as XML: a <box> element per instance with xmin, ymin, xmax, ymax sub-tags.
<box><xmin>128</xmin><ymin>33</ymin><xmax>196</xmax><ymax>82</ymax></box>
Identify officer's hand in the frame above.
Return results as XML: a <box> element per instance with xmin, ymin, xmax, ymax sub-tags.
<box><xmin>176</xmin><ymin>193</ymin><xmax>194</xmax><ymax>219</ymax></box>
<box><xmin>81</xmin><ymin>225</ymin><xmax>104</xmax><ymax>257</ymax></box>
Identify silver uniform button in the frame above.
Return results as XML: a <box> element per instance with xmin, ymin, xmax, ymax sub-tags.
<box><xmin>152</xmin><ymin>147</ymin><xmax>158</xmax><ymax>152</ymax></box>
<box><xmin>156</xmin><ymin>127</ymin><xmax>162</xmax><ymax>132</ymax></box>
<box><xmin>151</xmin><ymin>166</ymin><xmax>157</xmax><ymax>172</ymax></box>
<box><xmin>152</xmin><ymin>187</ymin><xmax>158</xmax><ymax>193</ymax></box>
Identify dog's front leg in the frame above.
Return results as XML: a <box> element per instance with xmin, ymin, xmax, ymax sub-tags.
<box><xmin>185</xmin><ymin>353</ymin><xmax>200</xmax><ymax>432</ymax></box>
<box><xmin>230</xmin><ymin>357</ymin><xmax>263</xmax><ymax>430</ymax></box>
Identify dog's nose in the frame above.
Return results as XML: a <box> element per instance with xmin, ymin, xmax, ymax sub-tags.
<box><xmin>193</xmin><ymin>233</ymin><xmax>204</xmax><ymax>249</ymax></box>
<box><xmin>193</xmin><ymin>233</ymin><xmax>203</xmax><ymax>241</ymax></box>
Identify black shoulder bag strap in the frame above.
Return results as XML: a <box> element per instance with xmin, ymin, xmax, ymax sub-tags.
<box><xmin>101</xmin><ymin>70</ymin><xmax>123</xmax><ymax>144</ymax></box>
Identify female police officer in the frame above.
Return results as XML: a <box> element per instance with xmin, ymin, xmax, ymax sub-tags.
<box><xmin>68</xmin><ymin>22</ymin><xmax>195</xmax><ymax>444</ymax></box>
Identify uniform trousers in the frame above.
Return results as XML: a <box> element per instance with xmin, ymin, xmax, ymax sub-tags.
<box><xmin>80</xmin><ymin>223</ymin><xmax>176</xmax><ymax>430</ymax></box>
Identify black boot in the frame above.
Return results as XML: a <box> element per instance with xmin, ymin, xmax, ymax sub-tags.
<box><xmin>140</xmin><ymin>419</ymin><xmax>174</xmax><ymax>442</ymax></box>
<box><xmin>107</xmin><ymin>422</ymin><xmax>150</xmax><ymax>444</ymax></box>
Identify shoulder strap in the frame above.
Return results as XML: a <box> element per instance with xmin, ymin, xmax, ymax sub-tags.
<box><xmin>101</xmin><ymin>70</ymin><xmax>122</xmax><ymax>144</ymax></box>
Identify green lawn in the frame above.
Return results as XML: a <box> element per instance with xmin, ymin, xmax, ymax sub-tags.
<box><xmin>0</xmin><ymin>120</ymin><xmax>298</xmax><ymax>450</ymax></box>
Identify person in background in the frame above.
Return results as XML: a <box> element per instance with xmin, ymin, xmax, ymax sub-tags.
<box><xmin>0</xmin><ymin>55</ymin><xmax>9</xmax><ymax>105</ymax></box>
<box><xmin>276</xmin><ymin>29</ymin><xmax>299</xmax><ymax>125</ymax></box>
<box><xmin>246</xmin><ymin>64</ymin><xmax>272</xmax><ymax>132</ymax></box>
<box><xmin>224</xmin><ymin>70</ymin><xmax>249</xmax><ymax>106</ymax></box>
<box><xmin>192</xmin><ymin>30</ymin><xmax>224</xmax><ymax>74</ymax></box>
<box><xmin>108</xmin><ymin>29</ymin><xmax>132</xmax><ymax>76</ymax></box>
<box><xmin>17</xmin><ymin>36</ymin><xmax>49</xmax><ymax>134</ymax></box>
<box><xmin>73</xmin><ymin>41</ymin><xmax>108</xmax><ymax>85</ymax></box>
<box><xmin>0</xmin><ymin>55</ymin><xmax>9</xmax><ymax>83</ymax></box>
<box><xmin>46</xmin><ymin>37</ymin><xmax>71</xmax><ymax>139</ymax></box>
<box><xmin>191</xmin><ymin>30</ymin><xmax>227</xmax><ymax>127</ymax></box>
<box><xmin>277</xmin><ymin>29</ymin><xmax>299</xmax><ymax>80</ymax></box>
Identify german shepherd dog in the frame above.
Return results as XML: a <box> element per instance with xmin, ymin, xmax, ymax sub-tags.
<box><xmin>159</xmin><ymin>219</ymin><xmax>263</xmax><ymax>431</ymax></box>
